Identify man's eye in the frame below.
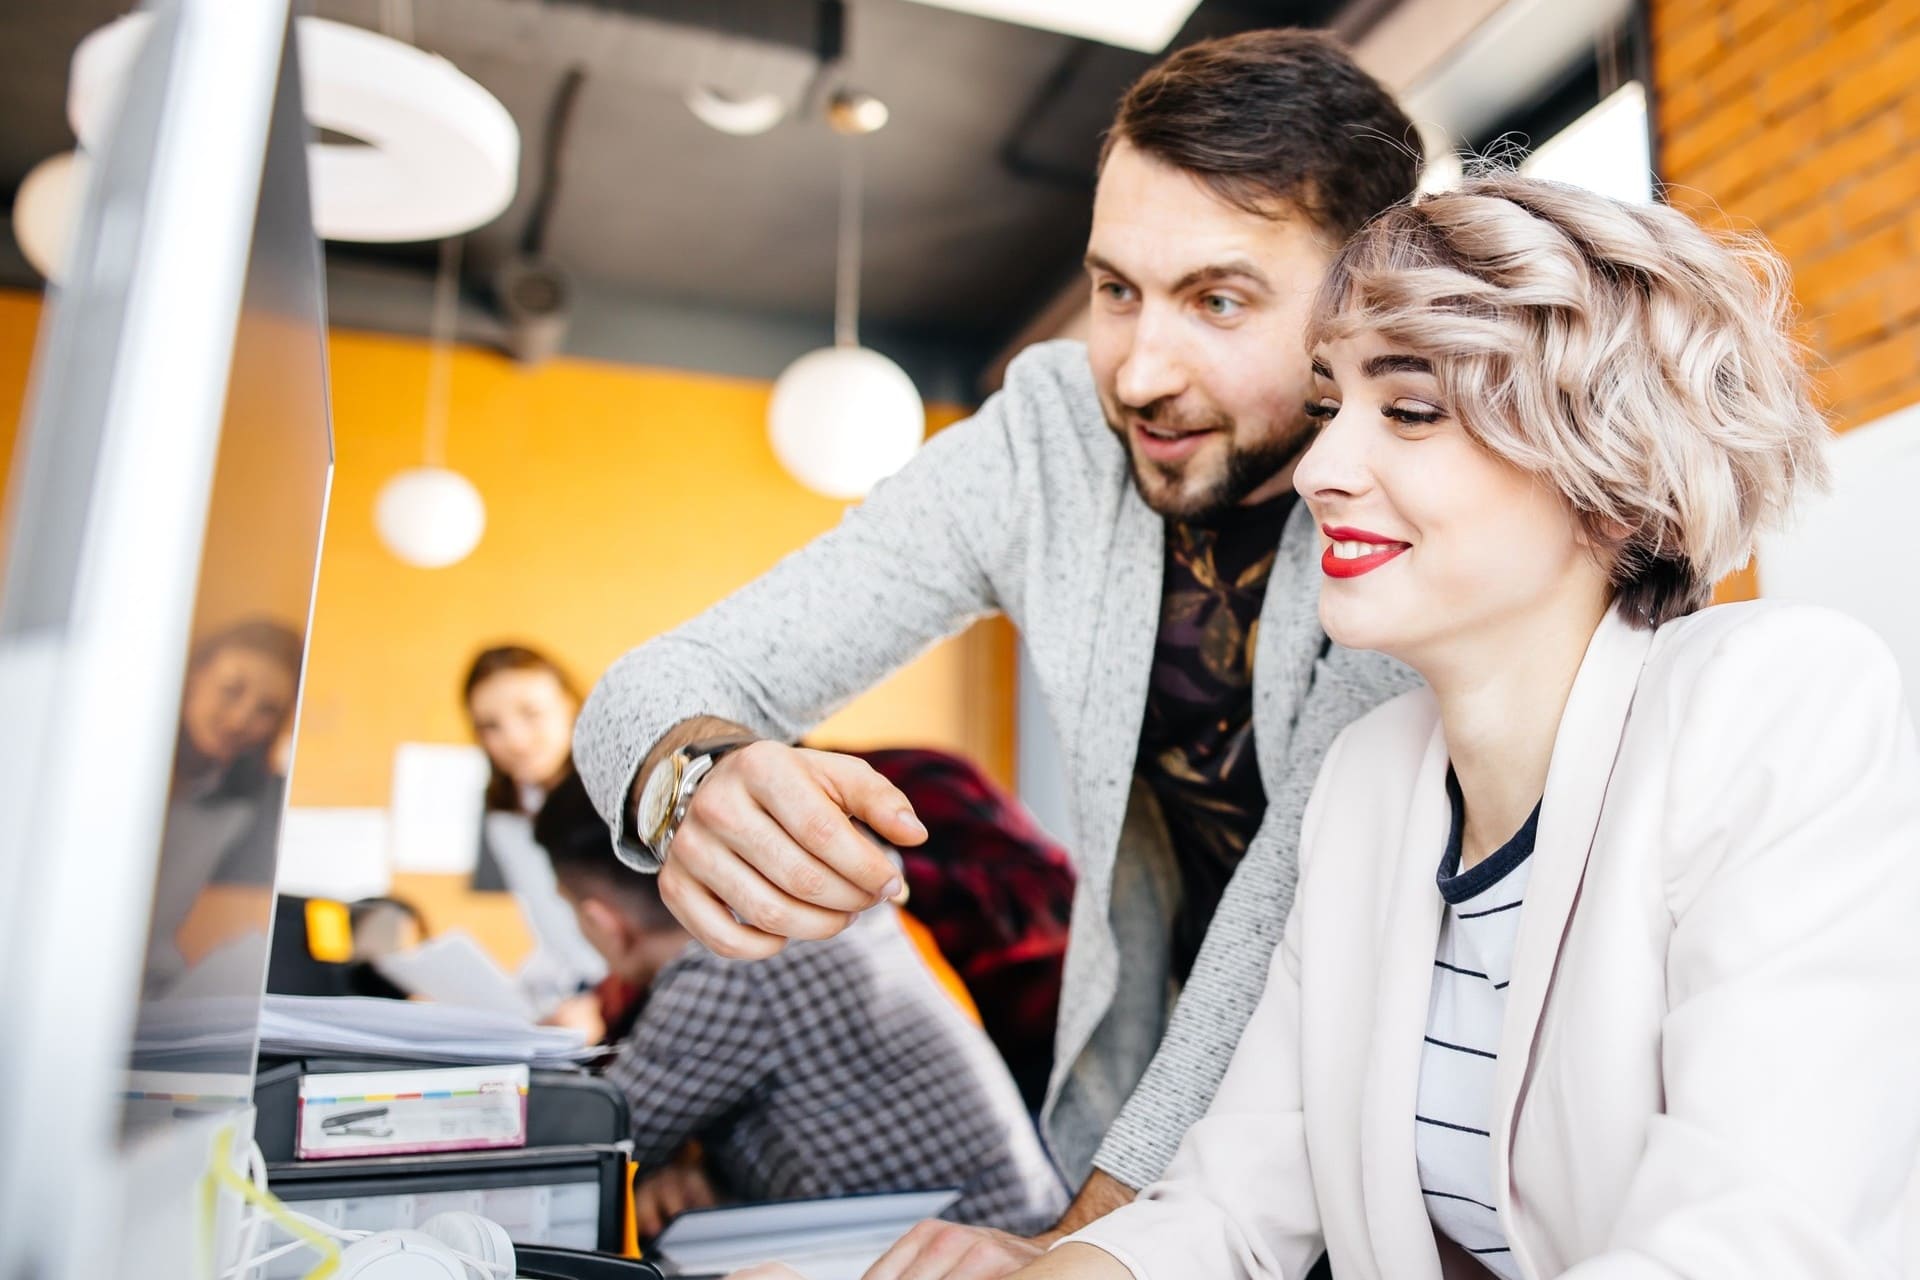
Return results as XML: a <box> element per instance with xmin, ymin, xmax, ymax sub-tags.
<box><xmin>1095</xmin><ymin>280</ymin><xmax>1133</xmax><ymax>302</ymax></box>
<box><xmin>1201</xmin><ymin>294</ymin><xmax>1243</xmax><ymax>317</ymax></box>
<box><xmin>1303</xmin><ymin>400</ymin><xmax>1339</xmax><ymax>420</ymax></box>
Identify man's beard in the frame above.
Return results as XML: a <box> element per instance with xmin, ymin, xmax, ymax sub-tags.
<box><xmin>1118</xmin><ymin>404</ymin><xmax>1312</xmax><ymax>523</ymax></box>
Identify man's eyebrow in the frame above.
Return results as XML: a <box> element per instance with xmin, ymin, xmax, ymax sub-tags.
<box><xmin>1083</xmin><ymin>252</ymin><xmax>1130</xmax><ymax>280</ymax></box>
<box><xmin>1362</xmin><ymin>353</ymin><xmax>1434</xmax><ymax>378</ymax></box>
<box><xmin>1171</xmin><ymin>259</ymin><xmax>1272</xmax><ymax>294</ymax></box>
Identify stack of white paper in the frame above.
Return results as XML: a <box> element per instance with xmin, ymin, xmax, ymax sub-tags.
<box><xmin>259</xmin><ymin>994</ymin><xmax>593</xmax><ymax>1067</ymax></box>
<box><xmin>650</xmin><ymin>1190</ymin><xmax>960</xmax><ymax>1280</ymax></box>
<box><xmin>373</xmin><ymin>931</ymin><xmax>538</xmax><ymax>1021</ymax></box>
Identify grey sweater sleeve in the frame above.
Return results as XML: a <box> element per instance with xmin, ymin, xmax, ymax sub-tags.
<box><xmin>1089</xmin><ymin>645</ymin><xmax>1422</xmax><ymax>1190</ymax></box>
<box><xmin>572</xmin><ymin>383</ymin><xmax>1033</xmax><ymax>868</ymax></box>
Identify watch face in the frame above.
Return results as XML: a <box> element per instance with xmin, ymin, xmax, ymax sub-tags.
<box><xmin>638</xmin><ymin>758</ymin><xmax>679</xmax><ymax>845</ymax></box>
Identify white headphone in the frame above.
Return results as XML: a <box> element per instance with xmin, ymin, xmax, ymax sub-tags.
<box><xmin>333</xmin><ymin>1212</ymin><xmax>518</xmax><ymax>1279</ymax></box>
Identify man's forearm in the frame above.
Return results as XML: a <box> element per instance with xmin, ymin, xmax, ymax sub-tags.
<box><xmin>628</xmin><ymin>715</ymin><xmax>758</xmax><ymax>832</ymax></box>
<box><xmin>1039</xmin><ymin>1168</ymin><xmax>1137</xmax><ymax>1242</ymax></box>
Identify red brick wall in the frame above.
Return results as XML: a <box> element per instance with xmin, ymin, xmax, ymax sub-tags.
<box><xmin>1651</xmin><ymin>0</ymin><xmax>1920</xmax><ymax>596</ymax></box>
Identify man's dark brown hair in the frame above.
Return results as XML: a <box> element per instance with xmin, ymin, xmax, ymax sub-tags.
<box><xmin>1104</xmin><ymin>28</ymin><xmax>1420</xmax><ymax>240</ymax></box>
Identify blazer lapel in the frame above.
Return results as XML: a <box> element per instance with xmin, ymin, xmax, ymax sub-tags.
<box><xmin>1049</xmin><ymin>480</ymin><xmax>1163</xmax><ymax>1079</ymax></box>
<box><xmin>1359</xmin><ymin>711</ymin><xmax>1452</xmax><ymax>1280</ymax></box>
<box><xmin>1490</xmin><ymin>610</ymin><xmax>1656</xmax><ymax>1270</ymax></box>
<box><xmin>1068</xmin><ymin>480</ymin><xmax>1163</xmax><ymax>906</ymax></box>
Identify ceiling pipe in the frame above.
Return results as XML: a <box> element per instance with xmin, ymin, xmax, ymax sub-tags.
<box><xmin>492</xmin><ymin>64</ymin><xmax>586</xmax><ymax>364</ymax></box>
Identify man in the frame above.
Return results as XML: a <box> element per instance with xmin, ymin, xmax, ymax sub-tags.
<box><xmin>574</xmin><ymin>28</ymin><xmax>1422</xmax><ymax>1277</ymax></box>
<box><xmin>531</xmin><ymin>772</ymin><xmax>1067</xmax><ymax>1237</ymax></box>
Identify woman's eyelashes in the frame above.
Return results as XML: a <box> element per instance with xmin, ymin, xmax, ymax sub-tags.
<box><xmin>1383</xmin><ymin>401</ymin><xmax>1444</xmax><ymax>425</ymax></box>
<box><xmin>1301</xmin><ymin>397</ymin><xmax>1446</xmax><ymax>425</ymax></box>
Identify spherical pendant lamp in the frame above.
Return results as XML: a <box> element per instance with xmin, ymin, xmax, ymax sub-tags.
<box><xmin>768</xmin><ymin>91</ymin><xmax>923</xmax><ymax>500</ymax></box>
<box><xmin>374</xmin><ymin>466</ymin><xmax>486</xmax><ymax>568</ymax></box>
<box><xmin>769</xmin><ymin>347</ymin><xmax>924</xmax><ymax>500</ymax></box>
<box><xmin>374</xmin><ymin>238</ymin><xmax>486</xmax><ymax>569</ymax></box>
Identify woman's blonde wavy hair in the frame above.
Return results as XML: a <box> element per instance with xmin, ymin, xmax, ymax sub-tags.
<box><xmin>1306</xmin><ymin>172</ymin><xmax>1830</xmax><ymax>628</ymax></box>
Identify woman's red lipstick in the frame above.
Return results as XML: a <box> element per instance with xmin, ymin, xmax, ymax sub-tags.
<box><xmin>1320</xmin><ymin>525</ymin><xmax>1410</xmax><ymax>579</ymax></box>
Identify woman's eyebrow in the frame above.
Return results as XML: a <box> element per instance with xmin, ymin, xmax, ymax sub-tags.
<box><xmin>1361</xmin><ymin>352</ymin><xmax>1434</xmax><ymax>378</ymax></box>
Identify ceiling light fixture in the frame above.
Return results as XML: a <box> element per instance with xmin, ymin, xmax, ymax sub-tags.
<box><xmin>685</xmin><ymin>85</ymin><xmax>787</xmax><ymax>136</ymax></box>
<box><xmin>14</xmin><ymin>13</ymin><xmax>520</xmax><ymax>281</ymax></box>
<box><xmin>375</xmin><ymin>238</ymin><xmax>487</xmax><ymax>569</ymax></box>
<box><xmin>825</xmin><ymin>88</ymin><xmax>889</xmax><ymax>135</ymax></box>
<box><xmin>768</xmin><ymin>92</ymin><xmax>924</xmax><ymax>501</ymax></box>
<box><xmin>9</xmin><ymin>151</ymin><xmax>88</xmax><ymax>283</ymax></box>
<box><xmin>895</xmin><ymin>0</ymin><xmax>1202</xmax><ymax>52</ymax></box>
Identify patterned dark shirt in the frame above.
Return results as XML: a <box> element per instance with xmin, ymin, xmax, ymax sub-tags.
<box><xmin>602</xmin><ymin>908</ymin><xmax>1066</xmax><ymax>1233</ymax></box>
<box><xmin>1136</xmin><ymin>492</ymin><xmax>1297</xmax><ymax>982</ymax></box>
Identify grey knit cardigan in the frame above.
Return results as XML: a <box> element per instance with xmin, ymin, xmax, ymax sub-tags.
<box><xmin>574</xmin><ymin>340</ymin><xmax>1419</xmax><ymax>1190</ymax></box>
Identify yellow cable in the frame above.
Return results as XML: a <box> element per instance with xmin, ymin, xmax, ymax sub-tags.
<box><xmin>207</xmin><ymin>1127</ymin><xmax>344</xmax><ymax>1280</ymax></box>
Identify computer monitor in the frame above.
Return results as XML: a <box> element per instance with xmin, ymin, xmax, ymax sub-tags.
<box><xmin>0</xmin><ymin>3</ymin><xmax>329</xmax><ymax>1277</ymax></box>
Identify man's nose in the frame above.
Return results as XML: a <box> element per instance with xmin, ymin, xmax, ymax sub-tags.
<box><xmin>1113</xmin><ymin>308</ymin><xmax>1186</xmax><ymax>408</ymax></box>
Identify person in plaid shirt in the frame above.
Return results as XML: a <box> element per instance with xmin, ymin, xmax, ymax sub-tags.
<box><xmin>853</xmin><ymin>747</ymin><xmax>1075</xmax><ymax>1114</ymax></box>
<box><xmin>533</xmin><ymin>771</ymin><xmax>1067</xmax><ymax>1238</ymax></box>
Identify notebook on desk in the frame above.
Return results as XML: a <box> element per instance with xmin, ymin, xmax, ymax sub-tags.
<box><xmin>649</xmin><ymin>1189</ymin><xmax>960</xmax><ymax>1280</ymax></box>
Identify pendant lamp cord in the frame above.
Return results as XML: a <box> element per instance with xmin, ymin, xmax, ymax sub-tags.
<box><xmin>834</xmin><ymin>138</ymin><xmax>861</xmax><ymax>350</ymax></box>
<box><xmin>423</xmin><ymin>235</ymin><xmax>461</xmax><ymax>469</ymax></box>
<box><xmin>379</xmin><ymin>0</ymin><xmax>415</xmax><ymax>45</ymax></box>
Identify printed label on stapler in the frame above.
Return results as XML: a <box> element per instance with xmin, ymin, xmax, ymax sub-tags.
<box><xmin>296</xmin><ymin>1064</ymin><xmax>529</xmax><ymax>1159</ymax></box>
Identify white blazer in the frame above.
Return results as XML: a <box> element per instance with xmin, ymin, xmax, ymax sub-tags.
<box><xmin>1071</xmin><ymin>600</ymin><xmax>1920</xmax><ymax>1278</ymax></box>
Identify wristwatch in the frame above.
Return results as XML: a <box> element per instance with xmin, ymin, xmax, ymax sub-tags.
<box><xmin>636</xmin><ymin>736</ymin><xmax>758</xmax><ymax>861</ymax></box>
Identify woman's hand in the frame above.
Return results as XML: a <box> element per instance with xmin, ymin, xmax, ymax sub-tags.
<box><xmin>540</xmin><ymin>992</ymin><xmax>605</xmax><ymax>1043</ymax></box>
<box><xmin>632</xmin><ymin>1160</ymin><xmax>718</xmax><ymax>1239</ymax></box>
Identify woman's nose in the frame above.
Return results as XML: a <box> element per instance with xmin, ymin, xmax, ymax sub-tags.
<box><xmin>1292</xmin><ymin>412</ymin><xmax>1368</xmax><ymax>503</ymax></box>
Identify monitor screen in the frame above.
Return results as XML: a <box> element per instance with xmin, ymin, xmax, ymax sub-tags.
<box><xmin>119</xmin><ymin>7</ymin><xmax>332</xmax><ymax>1139</ymax></box>
<box><xmin>0</xmin><ymin>7</ymin><xmax>329</xmax><ymax>1274</ymax></box>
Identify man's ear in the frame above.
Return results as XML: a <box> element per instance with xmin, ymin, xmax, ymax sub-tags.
<box><xmin>575</xmin><ymin>895</ymin><xmax>635</xmax><ymax>964</ymax></box>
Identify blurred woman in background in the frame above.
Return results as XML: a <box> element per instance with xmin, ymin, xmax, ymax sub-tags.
<box><xmin>463</xmin><ymin>644</ymin><xmax>607</xmax><ymax>1025</ymax></box>
<box><xmin>152</xmin><ymin>617</ymin><xmax>305</xmax><ymax>986</ymax></box>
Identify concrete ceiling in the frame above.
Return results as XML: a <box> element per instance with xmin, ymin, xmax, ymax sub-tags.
<box><xmin>1</xmin><ymin>0</ymin><xmax>1379</xmax><ymax>386</ymax></box>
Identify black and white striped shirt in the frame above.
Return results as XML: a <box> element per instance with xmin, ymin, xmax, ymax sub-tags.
<box><xmin>1415</xmin><ymin>774</ymin><xmax>1541</xmax><ymax>1279</ymax></box>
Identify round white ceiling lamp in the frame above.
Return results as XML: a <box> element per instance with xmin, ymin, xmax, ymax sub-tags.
<box><xmin>13</xmin><ymin>13</ymin><xmax>520</xmax><ymax>281</ymax></box>
<box><xmin>685</xmin><ymin>85</ymin><xmax>787</xmax><ymax>137</ymax></box>
<box><xmin>769</xmin><ymin>91</ymin><xmax>924</xmax><ymax>501</ymax></box>
<box><xmin>770</xmin><ymin>347</ymin><xmax>924</xmax><ymax>499</ymax></box>
<box><xmin>375</xmin><ymin>466</ymin><xmax>487</xmax><ymax>569</ymax></box>
<box><xmin>375</xmin><ymin>238</ymin><xmax>487</xmax><ymax>569</ymax></box>
<box><xmin>10</xmin><ymin>150</ymin><xmax>88</xmax><ymax>282</ymax></box>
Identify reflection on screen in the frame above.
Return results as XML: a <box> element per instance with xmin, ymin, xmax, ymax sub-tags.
<box><xmin>120</xmin><ymin>25</ymin><xmax>332</xmax><ymax>1141</ymax></box>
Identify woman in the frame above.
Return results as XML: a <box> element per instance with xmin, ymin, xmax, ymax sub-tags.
<box><xmin>463</xmin><ymin>644</ymin><xmax>608</xmax><ymax>1018</ymax></box>
<box><xmin>466</xmin><ymin>644</ymin><xmax>582</xmax><ymax>815</ymax></box>
<box><xmin>1003</xmin><ymin>176</ymin><xmax>1920</xmax><ymax>1277</ymax></box>
<box><xmin>150</xmin><ymin>618</ymin><xmax>305</xmax><ymax>987</ymax></box>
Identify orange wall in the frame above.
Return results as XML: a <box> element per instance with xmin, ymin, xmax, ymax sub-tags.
<box><xmin>0</xmin><ymin>292</ymin><xmax>38</xmax><ymax>562</ymax></box>
<box><xmin>298</xmin><ymin>325</ymin><xmax>1014</xmax><ymax>805</ymax></box>
<box><xmin>1652</xmin><ymin>0</ymin><xmax>1920</xmax><ymax>599</ymax></box>
<box><xmin>0</xmin><ymin>289</ymin><xmax>1017</xmax><ymax>806</ymax></box>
